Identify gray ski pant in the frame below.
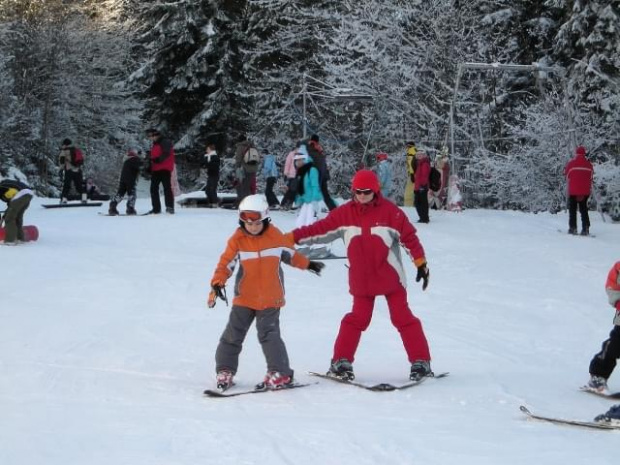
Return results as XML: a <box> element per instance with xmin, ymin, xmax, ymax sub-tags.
<box><xmin>215</xmin><ymin>305</ymin><xmax>293</xmax><ymax>377</ymax></box>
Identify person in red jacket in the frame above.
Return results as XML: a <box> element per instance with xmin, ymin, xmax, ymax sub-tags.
<box><xmin>414</xmin><ymin>151</ymin><xmax>431</xmax><ymax>223</ymax></box>
<box><xmin>146</xmin><ymin>128</ymin><xmax>176</xmax><ymax>214</ymax></box>
<box><xmin>563</xmin><ymin>145</ymin><xmax>593</xmax><ymax>235</ymax></box>
<box><xmin>288</xmin><ymin>169</ymin><xmax>432</xmax><ymax>382</ymax></box>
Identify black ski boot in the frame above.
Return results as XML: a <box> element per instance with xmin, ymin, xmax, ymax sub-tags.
<box><xmin>327</xmin><ymin>358</ymin><xmax>355</xmax><ymax>381</ymax></box>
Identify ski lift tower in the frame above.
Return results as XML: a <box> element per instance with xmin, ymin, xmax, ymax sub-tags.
<box><xmin>448</xmin><ymin>62</ymin><xmax>575</xmax><ymax>173</ymax></box>
<box><xmin>299</xmin><ymin>73</ymin><xmax>374</xmax><ymax>139</ymax></box>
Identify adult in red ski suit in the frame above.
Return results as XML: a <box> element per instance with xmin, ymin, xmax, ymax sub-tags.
<box><xmin>563</xmin><ymin>145</ymin><xmax>593</xmax><ymax>235</ymax></box>
<box><xmin>288</xmin><ymin>169</ymin><xmax>432</xmax><ymax>380</ymax></box>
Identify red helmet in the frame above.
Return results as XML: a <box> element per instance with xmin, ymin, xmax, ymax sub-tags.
<box><xmin>375</xmin><ymin>152</ymin><xmax>388</xmax><ymax>161</ymax></box>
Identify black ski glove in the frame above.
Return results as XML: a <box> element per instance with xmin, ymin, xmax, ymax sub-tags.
<box><xmin>308</xmin><ymin>261</ymin><xmax>325</xmax><ymax>276</ymax></box>
<box><xmin>416</xmin><ymin>263</ymin><xmax>430</xmax><ymax>291</ymax></box>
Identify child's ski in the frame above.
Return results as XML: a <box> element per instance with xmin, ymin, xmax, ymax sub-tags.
<box><xmin>204</xmin><ymin>382</ymin><xmax>314</xmax><ymax>398</ymax></box>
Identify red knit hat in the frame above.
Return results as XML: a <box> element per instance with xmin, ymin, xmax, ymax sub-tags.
<box><xmin>352</xmin><ymin>169</ymin><xmax>380</xmax><ymax>193</ymax></box>
<box><xmin>576</xmin><ymin>146</ymin><xmax>586</xmax><ymax>156</ymax></box>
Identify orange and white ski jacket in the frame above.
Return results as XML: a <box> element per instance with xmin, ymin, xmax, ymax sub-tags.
<box><xmin>211</xmin><ymin>224</ymin><xmax>310</xmax><ymax>310</ymax></box>
<box><xmin>606</xmin><ymin>261</ymin><xmax>620</xmax><ymax>311</ymax></box>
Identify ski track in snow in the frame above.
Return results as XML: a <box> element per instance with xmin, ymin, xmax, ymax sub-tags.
<box><xmin>1</xmin><ymin>196</ymin><xmax>618</xmax><ymax>465</ymax></box>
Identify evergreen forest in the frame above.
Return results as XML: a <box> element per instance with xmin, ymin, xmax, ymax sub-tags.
<box><xmin>0</xmin><ymin>0</ymin><xmax>619</xmax><ymax>216</ymax></box>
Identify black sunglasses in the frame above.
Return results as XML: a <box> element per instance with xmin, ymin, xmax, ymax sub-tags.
<box><xmin>354</xmin><ymin>189</ymin><xmax>373</xmax><ymax>195</ymax></box>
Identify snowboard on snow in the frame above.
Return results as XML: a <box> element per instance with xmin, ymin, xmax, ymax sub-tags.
<box><xmin>204</xmin><ymin>382</ymin><xmax>314</xmax><ymax>398</ymax></box>
<box><xmin>520</xmin><ymin>405</ymin><xmax>620</xmax><ymax>430</ymax></box>
<box><xmin>42</xmin><ymin>202</ymin><xmax>103</xmax><ymax>209</ymax></box>
<box><xmin>308</xmin><ymin>371</ymin><xmax>449</xmax><ymax>391</ymax></box>
<box><xmin>0</xmin><ymin>225</ymin><xmax>39</xmax><ymax>242</ymax></box>
<box><xmin>580</xmin><ymin>386</ymin><xmax>620</xmax><ymax>400</ymax></box>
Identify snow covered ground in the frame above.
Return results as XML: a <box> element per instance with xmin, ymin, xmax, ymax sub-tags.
<box><xmin>1</xmin><ymin>194</ymin><xmax>618</xmax><ymax>465</ymax></box>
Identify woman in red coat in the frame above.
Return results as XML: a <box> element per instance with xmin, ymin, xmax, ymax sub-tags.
<box><xmin>289</xmin><ymin>170</ymin><xmax>433</xmax><ymax>382</ymax></box>
<box><xmin>563</xmin><ymin>146</ymin><xmax>593</xmax><ymax>235</ymax></box>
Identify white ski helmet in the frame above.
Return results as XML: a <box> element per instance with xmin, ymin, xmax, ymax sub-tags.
<box><xmin>238</xmin><ymin>194</ymin><xmax>270</xmax><ymax>222</ymax></box>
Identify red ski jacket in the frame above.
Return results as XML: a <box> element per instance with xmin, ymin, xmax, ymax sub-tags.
<box><xmin>564</xmin><ymin>153</ymin><xmax>593</xmax><ymax>196</ymax></box>
<box><xmin>414</xmin><ymin>156</ymin><xmax>431</xmax><ymax>190</ymax></box>
<box><xmin>150</xmin><ymin>138</ymin><xmax>175</xmax><ymax>172</ymax></box>
<box><xmin>292</xmin><ymin>196</ymin><xmax>426</xmax><ymax>297</ymax></box>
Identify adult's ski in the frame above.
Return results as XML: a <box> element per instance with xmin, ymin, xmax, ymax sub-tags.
<box><xmin>204</xmin><ymin>382</ymin><xmax>314</xmax><ymax>398</ymax></box>
<box><xmin>520</xmin><ymin>405</ymin><xmax>620</xmax><ymax>430</ymax></box>
<box><xmin>308</xmin><ymin>371</ymin><xmax>449</xmax><ymax>391</ymax></box>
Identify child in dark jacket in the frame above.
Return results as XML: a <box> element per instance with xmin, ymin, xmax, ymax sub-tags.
<box><xmin>208</xmin><ymin>194</ymin><xmax>324</xmax><ymax>392</ymax></box>
<box><xmin>109</xmin><ymin>149</ymin><xmax>143</xmax><ymax>215</ymax></box>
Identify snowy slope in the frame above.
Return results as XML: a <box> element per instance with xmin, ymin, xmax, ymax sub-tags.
<box><xmin>1</xmin><ymin>196</ymin><xmax>618</xmax><ymax>465</ymax></box>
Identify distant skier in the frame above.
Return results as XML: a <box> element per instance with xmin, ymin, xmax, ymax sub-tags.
<box><xmin>287</xmin><ymin>170</ymin><xmax>432</xmax><ymax>382</ymax></box>
<box><xmin>146</xmin><ymin>128</ymin><xmax>176</xmax><ymax>215</ymax></box>
<box><xmin>375</xmin><ymin>151</ymin><xmax>392</xmax><ymax>200</ymax></box>
<box><xmin>201</xmin><ymin>142</ymin><xmax>220</xmax><ymax>207</ymax></box>
<box><xmin>261</xmin><ymin>148</ymin><xmax>280</xmax><ymax>208</ymax></box>
<box><xmin>414</xmin><ymin>151</ymin><xmax>431</xmax><ymax>223</ymax></box>
<box><xmin>563</xmin><ymin>146</ymin><xmax>593</xmax><ymax>236</ymax></box>
<box><xmin>293</xmin><ymin>145</ymin><xmax>322</xmax><ymax>228</ymax></box>
<box><xmin>403</xmin><ymin>141</ymin><xmax>417</xmax><ymax>207</ymax></box>
<box><xmin>208</xmin><ymin>194</ymin><xmax>324</xmax><ymax>391</ymax></box>
<box><xmin>58</xmin><ymin>138</ymin><xmax>86</xmax><ymax>204</ymax></box>
<box><xmin>109</xmin><ymin>149</ymin><xmax>143</xmax><ymax>215</ymax></box>
<box><xmin>0</xmin><ymin>179</ymin><xmax>34</xmax><ymax>245</ymax></box>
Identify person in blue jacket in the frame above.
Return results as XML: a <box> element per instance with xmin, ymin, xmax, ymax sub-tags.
<box><xmin>294</xmin><ymin>145</ymin><xmax>323</xmax><ymax>228</ymax></box>
<box><xmin>261</xmin><ymin>149</ymin><xmax>279</xmax><ymax>208</ymax></box>
<box><xmin>375</xmin><ymin>151</ymin><xmax>392</xmax><ymax>200</ymax></box>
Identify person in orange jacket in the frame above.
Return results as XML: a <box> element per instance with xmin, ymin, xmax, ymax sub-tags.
<box><xmin>586</xmin><ymin>261</ymin><xmax>620</xmax><ymax>395</ymax></box>
<box><xmin>208</xmin><ymin>194</ymin><xmax>325</xmax><ymax>392</ymax></box>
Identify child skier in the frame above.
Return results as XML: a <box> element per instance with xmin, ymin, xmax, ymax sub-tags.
<box><xmin>287</xmin><ymin>170</ymin><xmax>432</xmax><ymax>382</ymax></box>
<box><xmin>585</xmin><ymin>261</ymin><xmax>620</xmax><ymax>394</ymax></box>
<box><xmin>208</xmin><ymin>194</ymin><xmax>325</xmax><ymax>391</ymax></box>
<box><xmin>109</xmin><ymin>149</ymin><xmax>143</xmax><ymax>215</ymax></box>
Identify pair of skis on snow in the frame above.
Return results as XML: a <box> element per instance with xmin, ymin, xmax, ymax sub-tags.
<box><xmin>203</xmin><ymin>371</ymin><xmax>450</xmax><ymax>398</ymax></box>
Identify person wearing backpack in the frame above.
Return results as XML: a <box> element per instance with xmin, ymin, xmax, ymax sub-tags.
<box><xmin>58</xmin><ymin>138</ymin><xmax>86</xmax><ymax>204</ymax></box>
<box><xmin>414</xmin><ymin>151</ymin><xmax>431</xmax><ymax>223</ymax></box>
<box><xmin>234</xmin><ymin>136</ymin><xmax>260</xmax><ymax>205</ymax></box>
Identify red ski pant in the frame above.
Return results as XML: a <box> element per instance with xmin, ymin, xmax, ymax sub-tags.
<box><xmin>333</xmin><ymin>286</ymin><xmax>431</xmax><ymax>363</ymax></box>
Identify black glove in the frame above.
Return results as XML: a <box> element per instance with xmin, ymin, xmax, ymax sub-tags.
<box><xmin>416</xmin><ymin>263</ymin><xmax>430</xmax><ymax>291</ymax></box>
<box><xmin>308</xmin><ymin>261</ymin><xmax>325</xmax><ymax>276</ymax></box>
